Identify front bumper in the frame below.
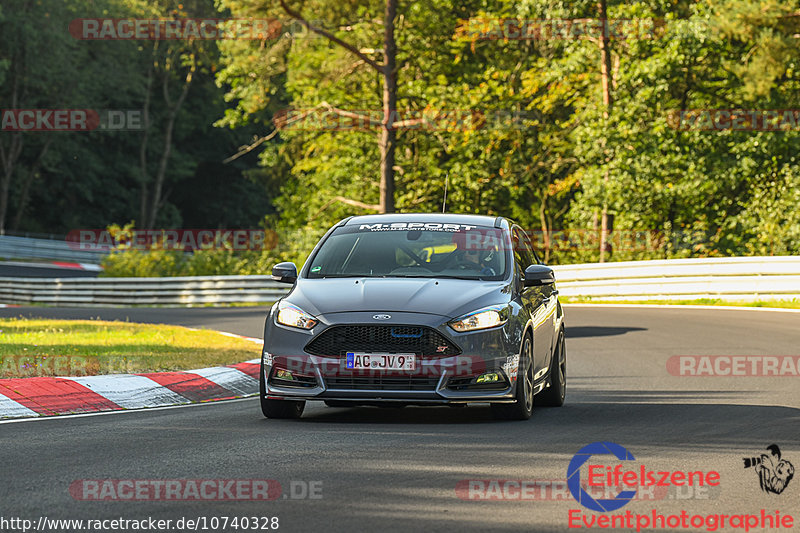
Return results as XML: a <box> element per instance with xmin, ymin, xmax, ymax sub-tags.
<box><xmin>262</xmin><ymin>310</ymin><xmax>521</xmax><ymax>404</ymax></box>
<box><xmin>263</xmin><ymin>355</ymin><xmax>517</xmax><ymax>403</ymax></box>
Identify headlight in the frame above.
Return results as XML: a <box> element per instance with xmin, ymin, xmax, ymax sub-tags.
<box><xmin>449</xmin><ymin>305</ymin><xmax>508</xmax><ymax>332</ymax></box>
<box><xmin>276</xmin><ymin>303</ymin><xmax>318</xmax><ymax>330</ymax></box>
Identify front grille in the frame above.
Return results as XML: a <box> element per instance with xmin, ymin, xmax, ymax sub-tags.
<box><xmin>304</xmin><ymin>325</ymin><xmax>461</xmax><ymax>357</ymax></box>
<box><xmin>324</xmin><ymin>375</ymin><xmax>441</xmax><ymax>391</ymax></box>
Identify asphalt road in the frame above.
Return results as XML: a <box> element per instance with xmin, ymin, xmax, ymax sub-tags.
<box><xmin>1</xmin><ymin>305</ymin><xmax>799</xmax><ymax>532</ymax></box>
<box><xmin>0</xmin><ymin>306</ymin><xmax>272</xmax><ymax>337</ymax></box>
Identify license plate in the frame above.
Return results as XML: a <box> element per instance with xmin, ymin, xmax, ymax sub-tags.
<box><xmin>345</xmin><ymin>352</ymin><xmax>416</xmax><ymax>371</ymax></box>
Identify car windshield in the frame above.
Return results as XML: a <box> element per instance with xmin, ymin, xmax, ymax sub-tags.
<box><xmin>306</xmin><ymin>224</ymin><xmax>509</xmax><ymax>280</ymax></box>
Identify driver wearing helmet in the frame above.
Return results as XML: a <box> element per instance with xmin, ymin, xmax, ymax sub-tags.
<box><xmin>459</xmin><ymin>244</ymin><xmax>497</xmax><ymax>276</ymax></box>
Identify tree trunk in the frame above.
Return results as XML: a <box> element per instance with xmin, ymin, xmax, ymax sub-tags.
<box><xmin>11</xmin><ymin>138</ymin><xmax>51</xmax><ymax>231</ymax></box>
<box><xmin>145</xmin><ymin>58</ymin><xmax>194</xmax><ymax>229</ymax></box>
<box><xmin>139</xmin><ymin>56</ymin><xmax>154</xmax><ymax>228</ymax></box>
<box><xmin>379</xmin><ymin>0</ymin><xmax>398</xmax><ymax>214</ymax></box>
<box><xmin>277</xmin><ymin>0</ymin><xmax>397</xmax><ymax>213</ymax></box>
<box><xmin>597</xmin><ymin>0</ymin><xmax>614</xmax><ymax>262</ymax></box>
<box><xmin>0</xmin><ymin>70</ymin><xmax>24</xmax><ymax>234</ymax></box>
<box><xmin>0</xmin><ymin>134</ymin><xmax>24</xmax><ymax>235</ymax></box>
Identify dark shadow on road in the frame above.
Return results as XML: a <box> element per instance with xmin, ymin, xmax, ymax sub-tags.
<box><xmin>295</xmin><ymin>404</ymin><xmax>498</xmax><ymax>425</ymax></box>
<box><xmin>286</xmin><ymin>388</ymin><xmax>799</xmax><ymax>430</ymax></box>
<box><xmin>568</xmin><ymin>388</ymin><xmax>759</xmax><ymax>402</ymax></box>
<box><xmin>566</xmin><ymin>325</ymin><xmax>647</xmax><ymax>338</ymax></box>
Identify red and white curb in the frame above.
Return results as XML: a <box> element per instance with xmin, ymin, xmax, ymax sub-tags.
<box><xmin>50</xmin><ymin>261</ymin><xmax>104</xmax><ymax>272</ymax></box>
<box><xmin>0</xmin><ymin>331</ymin><xmax>263</xmax><ymax>420</ymax></box>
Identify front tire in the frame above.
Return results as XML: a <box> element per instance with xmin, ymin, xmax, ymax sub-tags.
<box><xmin>491</xmin><ymin>333</ymin><xmax>534</xmax><ymax>421</ymax></box>
<box><xmin>538</xmin><ymin>328</ymin><xmax>566</xmax><ymax>407</ymax></box>
<box><xmin>260</xmin><ymin>363</ymin><xmax>305</xmax><ymax>419</ymax></box>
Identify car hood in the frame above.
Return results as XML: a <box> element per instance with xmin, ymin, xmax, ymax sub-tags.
<box><xmin>285</xmin><ymin>277</ymin><xmax>511</xmax><ymax>319</ymax></box>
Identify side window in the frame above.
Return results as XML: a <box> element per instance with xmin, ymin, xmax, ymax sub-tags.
<box><xmin>523</xmin><ymin>229</ymin><xmax>543</xmax><ymax>265</ymax></box>
<box><xmin>512</xmin><ymin>227</ymin><xmax>533</xmax><ymax>270</ymax></box>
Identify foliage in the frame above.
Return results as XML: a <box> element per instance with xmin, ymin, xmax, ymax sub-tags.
<box><xmin>0</xmin><ymin>0</ymin><xmax>270</xmax><ymax>235</ymax></box>
<box><xmin>4</xmin><ymin>0</ymin><xmax>800</xmax><ymax>274</ymax></box>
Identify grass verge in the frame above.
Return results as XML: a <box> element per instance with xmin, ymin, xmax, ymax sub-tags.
<box><xmin>0</xmin><ymin>318</ymin><xmax>261</xmax><ymax>377</ymax></box>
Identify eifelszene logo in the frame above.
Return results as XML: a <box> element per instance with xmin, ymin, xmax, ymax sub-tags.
<box><xmin>567</xmin><ymin>441</ymin><xmax>721</xmax><ymax>513</ymax></box>
<box><xmin>743</xmin><ymin>444</ymin><xmax>794</xmax><ymax>495</ymax></box>
<box><xmin>568</xmin><ymin>442</ymin><xmax>637</xmax><ymax>512</ymax></box>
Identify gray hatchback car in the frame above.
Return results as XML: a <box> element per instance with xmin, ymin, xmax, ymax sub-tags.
<box><xmin>260</xmin><ymin>213</ymin><xmax>566</xmax><ymax>420</ymax></box>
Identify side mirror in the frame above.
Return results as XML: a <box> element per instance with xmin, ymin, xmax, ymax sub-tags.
<box><xmin>523</xmin><ymin>264</ymin><xmax>555</xmax><ymax>287</ymax></box>
<box><xmin>272</xmin><ymin>262</ymin><xmax>298</xmax><ymax>284</ymax></box>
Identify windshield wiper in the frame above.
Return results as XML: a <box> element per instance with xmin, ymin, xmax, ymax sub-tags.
<box><xmin>314</xmin><ymin>274</ymin><xmax>381</xmax><ymax>278</ymax></box>
<box><xmin>432</xmin><ymin>275</ymin><xmax>486</xmax><ymax>280</ymax></box>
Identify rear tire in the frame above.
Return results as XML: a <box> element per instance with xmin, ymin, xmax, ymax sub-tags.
<box><xmin>260</xmin><ymin>363</ymin><xmax>305</xmax><ymax>419</ymax></box>
<box><xmin>538</xmin><ymin>328</ymin><xmax>566</xmax><ymax>407</ymax></box>
<box><xmin>491</xmin><ymin>333</ymin><xmax>534</xmax><ymax>421</ymax></box>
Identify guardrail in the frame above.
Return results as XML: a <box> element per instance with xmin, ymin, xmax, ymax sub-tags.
<box><xmin>0</xmin><ymin>276</ymin><xmax>286</xmax><ymax>306</ymax></box>
<box><xmin>0</xmin><ymin>256</ymin><xmax>797</xmax><ymax>306</ymax></box>
<box><xmin>0</xmin><ymin>235</ymin><xmax>108</xmax><ymax>264</ymax></box>
<box><xmin>552</xmin><ymin>256</ymin><xmax>800</xmax><ymax>301</ymax></box>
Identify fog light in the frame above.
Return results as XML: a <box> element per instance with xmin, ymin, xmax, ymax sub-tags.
<box><xmin>476</xmin><ymin>372</ymin><xmax>500</xmax><ymax>383</ymax></box>
<box><xmin>275</xmin><ymin>369</ymin><xmax>294</xmax><ymax>381</ymax></box>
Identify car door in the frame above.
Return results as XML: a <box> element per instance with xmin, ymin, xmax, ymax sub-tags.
<box><xmin>513</xmin><ymin>226</ymin><xmax>555</xmax><ymax>381</ymax></box>
<box><xmin>530</xmin><ymin>235</ymin><xmax>558</xmax><ymax>373</ymax></box>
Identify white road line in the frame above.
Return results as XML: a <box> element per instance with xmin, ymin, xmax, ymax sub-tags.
<box><xmin>62</xmin><ymin>375</ymin><xmax>190</xmax><ymax>409</ymax></box>
<box><xmin>191</xmin><ymin>366</ymin><xmax>258</xmax><ymax>396</ymax></box>
<box><xmin>0</xmin><ymin>393</ymin><xmax>39</xmax><ymax>419</ymax></box>
<box><xmin>217</xmin><ymin>331</ymin><xmax>263</xmax><ymax>343</ymax></box>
